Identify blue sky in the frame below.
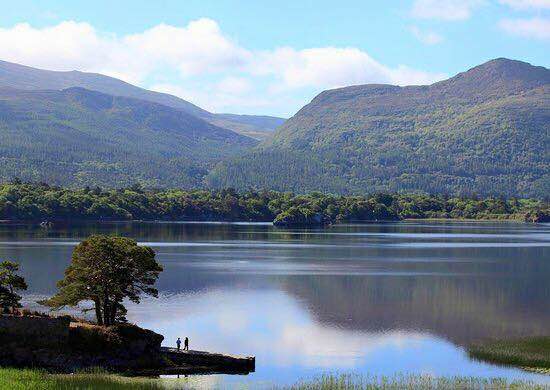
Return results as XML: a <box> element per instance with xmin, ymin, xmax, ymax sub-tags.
<box><xmin>0</xmin><ymin>0</ymin><xmax>548</xmax><ymax>117</ymax></box>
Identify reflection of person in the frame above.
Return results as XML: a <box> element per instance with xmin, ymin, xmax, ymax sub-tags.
<box><xmin>184</xmin><ymin>337</ymin><xmax>189</xmax><ymax>351</ymax></box>
<box><xmin>176</xmin><ymin>337</ymin><xmax>181</xmax><ymax>350</ymax></box>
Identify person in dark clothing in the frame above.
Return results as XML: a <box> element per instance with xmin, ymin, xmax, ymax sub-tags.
<box><xmin>176</xmin><ymin>337</ymin><xmax>181</xmax><ymax>350</ymax></box>
<box><xmin>184</xmin><ymin>337</ymin><xmax>189</xmax><ymax>351</ymax></box>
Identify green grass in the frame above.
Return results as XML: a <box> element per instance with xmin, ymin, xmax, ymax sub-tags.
<box><xmin>285</xmin><ymin>373</ymin><xmax>549</xmax><ymax>389</ymax></box>
<box><xmin>0</xmin><ymin>367</ymin><xmax>229</xmax><ymax>390</ymax></box>
<box><xmin>1</xmin><ymin>369</ymin><xmax>548</xmax><ymax>390</ymax></box>
<box><xmin>0</xmin><ymin>368</ymin><xmax>162</xmax><ymax>390</ymax></box>
<box><xmin>468</xmin><ymin>337</ymin><xmax>550</xmax><ymax>371</ymax></box>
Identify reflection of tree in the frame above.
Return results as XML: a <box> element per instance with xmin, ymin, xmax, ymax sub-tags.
<box><xmin>283</xmin><ymin>273</ymin><xmax>550</xmax><ymax>345</ymax></box>
<box><xmin>6</xmin><ymin>221</ymin><xmax>550</xmax><ymax>348</ymax></box>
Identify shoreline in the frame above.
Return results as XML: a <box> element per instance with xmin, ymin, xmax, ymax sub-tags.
<box><xmin>0</xmin><ymin>217</ymin><xmax>543</xmax><ymax>226</ymax></box>
<box><xmin>0</xmin><ymin>313</ymin><xmax>254</xmax><ymax>376</ymax></box>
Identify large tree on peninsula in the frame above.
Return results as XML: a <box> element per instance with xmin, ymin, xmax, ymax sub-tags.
<box><xmin>44</xmin><ymin>235</ymin><xmax>163</xmax><ymax>326</ymax></box>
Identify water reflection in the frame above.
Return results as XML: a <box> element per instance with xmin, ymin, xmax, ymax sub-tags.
<box><xmin>1</xmin><ymin>221</ymin><xmax>549</xmax><ymax>386</ymax></box>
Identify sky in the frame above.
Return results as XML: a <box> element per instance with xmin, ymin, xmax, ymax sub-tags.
<box><xmin>0</xmin><ymin>0</ymin><xmax>548</xmax><ymax>117</ymax></box>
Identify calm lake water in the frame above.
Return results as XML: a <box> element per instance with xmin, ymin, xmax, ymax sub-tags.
<box><xmin>1</xmin><ymin>221</ymin><xmax>549</xmax><ymax>387</ymax></box>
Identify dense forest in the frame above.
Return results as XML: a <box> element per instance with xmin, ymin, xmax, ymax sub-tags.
<box><xmin>0</xmin><ymin>182</ymin><xmax>547</xmax><ymax>225</ymax></box>
<box><xmin>208</xmin><ymin>59</ymin><xmax>550</xmax><ymax>198</ymax></box>
<box><xmin>0</xmin><ymin>87</ymin><xmax>256</xmax><ymax>188</ymax></box>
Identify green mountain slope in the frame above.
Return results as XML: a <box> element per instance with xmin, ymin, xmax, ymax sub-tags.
<box><xmin>0</xmin><ymin>87</ymin><xmax>257</xmax><ymax>187</ymax></box>
<box><xmin>0</xmin><ymin>60</ymin><xmax>285</xmax><ymax>139</ymax></box>
<box><xmin>207</xmin><ymin>59</ymin><xmax>550</xmax><ymax>198</ymax></box>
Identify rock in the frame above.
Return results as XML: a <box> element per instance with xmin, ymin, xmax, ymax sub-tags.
<box><xmin>0</xmin><ymin>314</ymin><xmax>165</xmax><ymax>371</ymax></box>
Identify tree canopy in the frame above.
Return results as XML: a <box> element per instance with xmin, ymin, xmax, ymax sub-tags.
<box><xmin>0</xmin><ymin>260</ymin><xmax>27</xmax><ymax>314</ymax></box>
<box><xmin>0</xmin><ymin>183</ymin><xmax>547</xmax><ymax>224</ymax></box>
<box><xmin>43</xmin><ymin>235</ymin><xmax>163</xmax><ymax>326</ymax></box>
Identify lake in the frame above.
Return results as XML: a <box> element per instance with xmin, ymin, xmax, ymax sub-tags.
<box><xmin>1</xmin><ymin>221</ymin><xmax>549</xmax><ymax>388</ymax></box>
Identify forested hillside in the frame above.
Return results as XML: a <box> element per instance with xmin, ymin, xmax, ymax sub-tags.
<box><xmin>208</xmin><ymin>58</ymin><xmax>550</xmax><ymax>198</ymax></box>
<box><xmin>0</xmin><ymin>87</ymin><xmax>257</xmax><ymax>187</ymax></box>
<box><xmin>0</xmin><ymin>60</ymin><xmax>285</xmax><ymax>139</ymax></box>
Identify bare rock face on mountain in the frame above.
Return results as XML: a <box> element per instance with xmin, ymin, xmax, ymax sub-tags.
<box><xmin>208</xmin><ymin>58</ymin><xmax>549</xmax><ymax>198</ymax></box>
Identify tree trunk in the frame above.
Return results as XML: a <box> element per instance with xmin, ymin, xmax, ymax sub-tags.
<box><xmin>103</xmin><ymin>297</ymin><xmax>111</xmax><ymax>326</ymax></box>
<box><xmin>94</xmin><ymin>298</ymin><xmax>103</xmax><ymax>326</ymax></box>
<box><xmin>109</xmin><ymin>302</ymin><xmax>117</xmax><ymax>325</ymax></box>
<box><xmin>8</xmin><ymin>284</ymin><xmax>14</xmax><ymax>313</ymax></box>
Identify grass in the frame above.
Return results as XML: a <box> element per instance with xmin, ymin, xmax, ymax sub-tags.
<box><xmin>0</xmin><ymin>367</ymin><xmax>225</xmax><ymax>390</ymax></box>
<box><xmin>1</xmin><ymin>369</ymin><xmax>548</xmax><ymax>390</ymax></box>
<box><xmin>468</xmin><ymin>337</ymin><xmax>550</xmax><ymax>372</ymax></box>
<box><xmin>285</xmin><ymin>373</ymin><xmax>549</xmax><ymax>389</ymax></box>
<box><xmin>0</xmin><ymin>368</ymin><xmax>165</xmax><ymax>390</ymax></box>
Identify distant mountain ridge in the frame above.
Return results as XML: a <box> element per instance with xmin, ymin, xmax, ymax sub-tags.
<box><xmin>0</xmin><ymin>86</ymin><xmax>256</xmax><ymax>187</ymax></box>
<box><xmin>208</xmin><ymin>58</ymin><xmax>550</xmax><ymax>198</ymax></box>
<box><xmin>0</xmin><ymin>60</ymin><xmax>285</xmax><ymax>139</ymax></box>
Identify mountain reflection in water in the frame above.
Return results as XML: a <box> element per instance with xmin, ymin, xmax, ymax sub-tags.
<box><xmin>1</xmin><ymin>221</ymin><xmax>549</xmax><ymax>386</ymax></box>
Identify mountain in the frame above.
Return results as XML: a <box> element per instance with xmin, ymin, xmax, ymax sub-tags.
<box><xmin>207</xmin><ymin>58</ymin><xmax>550</xmax><ymax>198</ymax></box>
<box><xmin>0</xmin><ymin>87</ymin><xmax>257</xmax><ymax>187</ymax></box>
<box><xmin>0</xmin><ymin>60</ymin><xmax>285</xmax><ymax>139</ymax></box>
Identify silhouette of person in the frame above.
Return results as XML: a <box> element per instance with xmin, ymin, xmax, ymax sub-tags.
<box><xmin>176</xmin><ymin>337</ymin><xmax>181</xmax><ymax>350</ymax></box>
<box><xmin>184</xmin><ymin>337</ymin><xmax>189</xmax><ymax>351</ymax></box>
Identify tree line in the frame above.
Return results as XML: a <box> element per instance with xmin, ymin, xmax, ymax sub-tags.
<box><xmin>0</xmin><ymin>182</ymin><xmax>547</xmax><ymax>224</ymax></box>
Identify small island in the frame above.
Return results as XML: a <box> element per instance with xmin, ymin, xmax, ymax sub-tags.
<box><xmin>0</xmin><ymin>236</ymin><xmax>254</xmax><ymax>375</ymax></box>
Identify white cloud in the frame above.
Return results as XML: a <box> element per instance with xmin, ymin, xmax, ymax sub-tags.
<box><xmin>216</xmin><ymin>76</ymin><xmax>252</xmax><ymax>95</ymax></box>
<box><xmin>498</xmin><ymin>0</ymin><xmax>550</xmax><ymax>9</ymax></box>
<box><xmin>254</xmin><ymin>47</ymin><xmax>389</xmax><ymax>89</ymax></box>
<box><xmin>410</xmin><ymin>26</ymin><xmax>444</xmax><ymax>44</ymax></box>
<box><xmin>0</xmin><ymin>19</ymin><xmax>250</xmax><ymax>84</ymax></box>
<box><xmin>389</xmin><ymin>65</ymin><xmax>447</xmax><ymax>85</ymax></box>
<box><xmin>0</xmin><ymin>22</ymin><xmax>117</xmax><ymax>74</ymax></box>
<box><xmin>411</xmin><ymin>0</ymin><xmax>485</xmax><ymax>21</ymax></box>
<box><xmin>499</xmin><ymin>17</ymin><xmax>550</xmax><ymax>39</ymax></box>
<box><xmin>0</xmin><ymin>19</ymin><xmax>446</xmax><ymax>115</ymax></box>
<box><xmin>123</xmin><ymin>19</ymin><xmax>251</xmax><ymax>77</ymax></box>
<box><xmin>254</xmin><ymin>47</ymin><xmax>446</xmax><ymax>90</ymax></box>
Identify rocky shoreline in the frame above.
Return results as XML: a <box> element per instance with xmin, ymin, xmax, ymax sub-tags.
<box><xmin>0</xmin><ymin>314</ymin><xmax>254</xmax><ymax>375</ymax></box>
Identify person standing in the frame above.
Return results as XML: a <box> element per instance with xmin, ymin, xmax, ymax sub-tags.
<box><xmin>176</xmin><ymin>337</ymin><xmax>181</xmax><ymax>350</ymax></box>
<box><xmin>184</xmin><ymin>337</ymin><xmax>189</xmax><ymax>351</ymax></box>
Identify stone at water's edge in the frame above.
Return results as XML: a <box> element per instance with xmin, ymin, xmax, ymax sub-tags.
<box><xmin>0</xmin><ymin>314</ymin><xmax>165</xmax><ymax>371</ymax></box>
<box><xmin>0</xmin><ymin>314</ymin><xmax>254</xmax><ymax>375</ymax></box>
<box><xmin>160</xmin><ymin>347</ymin><xmax>255</xmax><ymax>374</ymax></box>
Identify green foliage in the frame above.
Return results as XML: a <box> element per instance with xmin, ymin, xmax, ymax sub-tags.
<box><xmin>0</xmin><ymin>260</ymin><xmax>27</xmax><ymax>313</ymax></box>
<box><xmin>273</xmin><ymin>207</ymin><xmax>326</xmax><ymax>227</ymax></box>
<box><xmin>469</xmin><ymin>337</ymin><xmax>550</xmax><ymax>370</ymax></box>
<box><xmin>43</xmin><ymin>235</ymin><xmax>162</xmax><ymax>326</ymax></box>
<box><xmin>0</xmin><ymin>183</ymin><xmax>547</xmax><ymax>224</ymax></box>
<box><xmin>208</xmin><ymin>59</ymin><xmax>550</xmax><ymax>198</ymax></box>
<box><xmin>284</xmin><ymin>373</ymin><xmax>547</xmax><ymax>389</ymax></box>
<box><xmin>1</xmin><ymin>369</ymin><xmax>546</xmax><ymax>390</ymax></box>
<box><xmin>0</xmin><ymin>367</ymin><xmax>168</xmax><ymax>389</ymax></box>
<box><xmin>0</xmin><ymin>87</ymin><xmax>257</xmax><ymax>188</ymax></box>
